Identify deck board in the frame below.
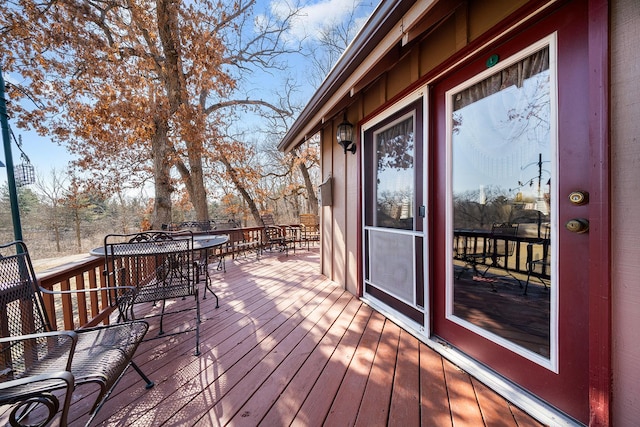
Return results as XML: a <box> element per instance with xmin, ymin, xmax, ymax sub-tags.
<box><xmin>443</xmin><ymin>358</ymin><xmax>486</xmax><ymax>427</ymax></box>
<box><xmin>472</xmin><ymin>377</ymin><xmax>520</xmax><ymax>427</ymax></box>
<box><xmin>290</xmin><ymin>304</ymin><xmax>372</xmax><ymax>426</ymax></box>
<box><xmin>323</xmin><ymin>310</ymin><xmax>386</xmax><ymax>426</ymax></box>
<box><xmin>420</xmin><ymin>342</ymin><xmax>453</xmax><ymax>426</ymax></box>
<box><xmin>2</xmin><ymin>249</ymin><xmax>546</xmax><ymax>426</ymax></box>
<box><xmin>354</xmin><ymin>320</ymin><xmax>401</xmax><ymax>426</ymax></box>
<box><xmin>388</xmin><ymin>328</ymin><xmax>421</xmax><ymax>426</ymax></box>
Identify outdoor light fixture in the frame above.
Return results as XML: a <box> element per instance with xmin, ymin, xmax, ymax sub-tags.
<box><xmin>336</xmin><ymin>114</ymin><xmax>356</xmax><ymax>154</ymax></box>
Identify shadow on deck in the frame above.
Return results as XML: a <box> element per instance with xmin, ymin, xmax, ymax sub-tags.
<box><xmin>21</xmin><ymin>248</ymin><xmax>544</xmax><ymax>426</ymax></box>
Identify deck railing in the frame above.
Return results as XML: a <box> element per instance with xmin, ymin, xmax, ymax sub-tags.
<box><xmin>35</xmin><ymin>226</ymin><xmax>269</xmax><ymax>332</ymax></box>
<box><xmin>453</xmin><ymin>229</ymin><xmax>550</xmax><ymax>280</ymax></box>
<box><xmin>35</xmin><ymin>227</ymin><xmax>546</xmax><ymax>333</ymax></box>
<box><xmin>38</xmin><ymin>256</ymin><xmax>110</xmax><ymax>330</ymax></box>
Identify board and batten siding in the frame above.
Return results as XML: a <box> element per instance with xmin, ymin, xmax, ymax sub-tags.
<box><xmin>611</xmin><ymin>0</ymin><xmax>640</xmax><ymax>425</ymax></box>
<box><xmin>319</xmin><ymin>0</ymin><xmax>529</xmax><ymax>295</ymax></box>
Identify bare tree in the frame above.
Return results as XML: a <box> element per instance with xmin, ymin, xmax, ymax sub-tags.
<box><xmin>34</xmin><ymin>169</ymin><xmax>68</xmax><ymax>252</ymax></box>
<box><xmin>304</xmin><ymin>0</ymin><xmax>374</xmax><ymax>87</ymax></box>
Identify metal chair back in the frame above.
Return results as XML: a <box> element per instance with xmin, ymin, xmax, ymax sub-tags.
<box><xmin>104</xmin><ymin>231</ymin><xmax>201</xmax><ymax>355</ymax></box>
<box><xmin>488</xmin><ymin>222</ymin><xmax>519</xmax><ymax>259</ymax></box>
<box><xmin>0</xmin><ymin>242</ymin><xmax>50</xmax><ymax>338</ymax></box>
<box><xmin>524</xmin><ymin>224</ymin><xmax>551</xmax><ymax>295</ymax></box>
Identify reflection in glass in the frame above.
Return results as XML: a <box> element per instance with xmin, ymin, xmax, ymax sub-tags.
<box><xmin>375</xmin><ymin>113</ymin><xmax>415</xmax><ymax>230</ymax></box>
<box><xmin>450</xmin><ymin>47</ymin><xmax>553</xmax><ymax>358</ymax></box>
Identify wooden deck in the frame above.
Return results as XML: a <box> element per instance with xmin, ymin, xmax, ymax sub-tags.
<box><xmin>46</xmin><ymin>248</ymin><xmax>542</xmax><ymax>426</ymax></box>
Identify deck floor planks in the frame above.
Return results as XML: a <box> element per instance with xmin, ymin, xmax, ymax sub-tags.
<box><xmin>93</xmin><ymin>254</ymin><xmax>334</xmax><ymax>426</ymax></box>
<box><xmin>290</xmin><ymin>304</ymin><xmax>373</xmax><ymax>426</ymax></box>
<box><xmin>184</xmin><ymin>286</ymin><xmax>346</xmax><ymax>426</ymax></box>
<box><xmin>258</xmin><ymin>297</ymin><xmax>363</xmax><ymax>426</ymax></box>
<box><xmin>227</xmin><ymin>292</ymin><xmax>356</xmax><ymax>426</ymax></box>
<box><xmin>323</xmin><ymin>310</ymin><xmax>386</xmax><ymax>426</ymax></box>
<box><xmin>166</xmin><ymin>285</ymin><xmax>347</xmax><ymax>425</ymax></box>
<box><xmin>354</xmin><ymin>319</ymin><xmax>402</xmax><ymax>426</ymax></box>
<box><xmin>5</xmin><ymin>249</ymin><xmax>547</xmax><ymax>427</ymax></box>
<box><xmin>388</xmin><ymin>328</ymin><xmax>421</xmax><ymax>426</ymax></box>
<box><xmin>122</xmin><ymin>281</ymin><xmax>338</xmax><ymax>425</ymax></box>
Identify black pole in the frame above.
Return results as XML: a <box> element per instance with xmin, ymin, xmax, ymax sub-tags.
<box><xmin>0</xmin><ymin>66</ymin><xmax>24</xmax><ymax>244</ymax></box>
<box><xmin>537</xmin><ymin>152</ymin><xmax>542</xmax><ymax>197</ymax></box>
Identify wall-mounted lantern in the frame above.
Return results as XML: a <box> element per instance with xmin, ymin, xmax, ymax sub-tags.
<box><xmin>336</xmin><ymin>114</ymin><xmax>356</xmax><ymax>154</ymax></box>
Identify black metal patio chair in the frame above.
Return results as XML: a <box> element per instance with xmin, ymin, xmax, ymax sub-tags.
<box><xmin>171</xmin><ymin>221</ymin><xmax>227</xmax><ymax>275</ymax></box>
<box><xmin>103</xmin><ymin>231</ymin><xmax>201</xmax><ymax>355</ymax></box>
<box><xmin>524</xmin><ymin>224</ymin><xmax>551</xmax><ymax>295</ymax></box>
<box><xmin>0</xmin><ymin>241</ymin><xmax>153</xmax><ymax>426</ymax></box>
<box><xmin>227</xmin><ymin>229</ymin><xmax>261</xmax><ymax>260</ymax></box>
<box><xmin>456</xmin><ymin>222</ymin><xmax>520</xmax><ymax>291</ymax></box>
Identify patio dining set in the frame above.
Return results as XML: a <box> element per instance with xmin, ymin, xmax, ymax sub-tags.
<box><xmin>0</xmin><ymin>214</ymin><xmax>320</xmax><ymax>426</ymax></box>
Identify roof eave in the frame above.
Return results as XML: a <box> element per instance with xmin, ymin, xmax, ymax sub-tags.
<box><xmin>278</xmin><ymin>0</ymin><xmax>419</xmax><ymax>153</ymax></box>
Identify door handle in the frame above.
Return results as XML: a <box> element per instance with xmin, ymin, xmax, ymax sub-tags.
<box><xmin>568</xmin><ymin>191</ymin><xmax>589</xmax><ymax>206</ymax></box>
<box><xmin>565</xmin><ymin>218</ymin><xmax>589</xmax><ymax>234</ymax></box>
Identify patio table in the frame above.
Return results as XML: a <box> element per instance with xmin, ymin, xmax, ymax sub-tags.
<box><xmin>90</xmin><ymin>234</ymin><xmax>229</xmax><ymax>301</ymax></box>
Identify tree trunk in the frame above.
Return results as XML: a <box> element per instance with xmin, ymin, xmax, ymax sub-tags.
<box><xmin>298</xmin><ymin>161</ymin><xmax>319</xmax><ymax>215</ymax></box>
<box><xmin>74</xmin><ymin>209</ymin><xmax>82</xmax><ymax>250</ymax></box>
<box><xmin>190</xmin><ymin>156</ymin><xmax>209</xmax><ymax>221</ymax></box>
<box><xmin>219</xmin><ymin>153</ymin><xmax>263</xmax><ymax>225</ymax></box>
<box><xmin>175</xmin><ymin>145</ymin><xmax>209</xmax><ymax>222</ymax></box>
<box><xmin>151</xmin><ymin>120</ymin><xmax>173</xmax><ymax>229</ymax></box>
<box><xmin>54</xmin><ymin>223</ymin><xmax>61</xmax><ymax>252</ymax></box>
<box><xmin>157</xmin><ymin>0</ymin><xmax>210</xmax><ymax>222</ymax></box>
<box><xmin>117</xmin><ymin>191</ymin><xmax>129</xmax><ymax>233</ymax></box>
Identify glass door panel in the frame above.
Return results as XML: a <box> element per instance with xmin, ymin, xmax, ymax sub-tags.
<box><xmin>448</xmin><ymin>45</ymin><xmax>555</xmax><ymax>362</ymax></box>
<box><xmin>363</xmin><ymin>97</ymin><xmax>425</xmax><ymax>326</ymax></box>
<box><xmin>367</xmin><ymin>112</ymin><xmax>415</xmax><ymax>300</ymax></box>
<box><xmin>374</xmin><ymin>113</ymin><xmax>415</xmax><ymax>230</ymax></box>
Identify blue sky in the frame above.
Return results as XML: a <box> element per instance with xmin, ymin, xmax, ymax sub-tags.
<box><xmin>452</xmin><ymin>71</ymin><xmax>552</xmax><ymax>202</ymax></box>
<box><xmin>1</xmin><ymin>0</ymin><xmax>377</xmax><ymax>190</ymax></box>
